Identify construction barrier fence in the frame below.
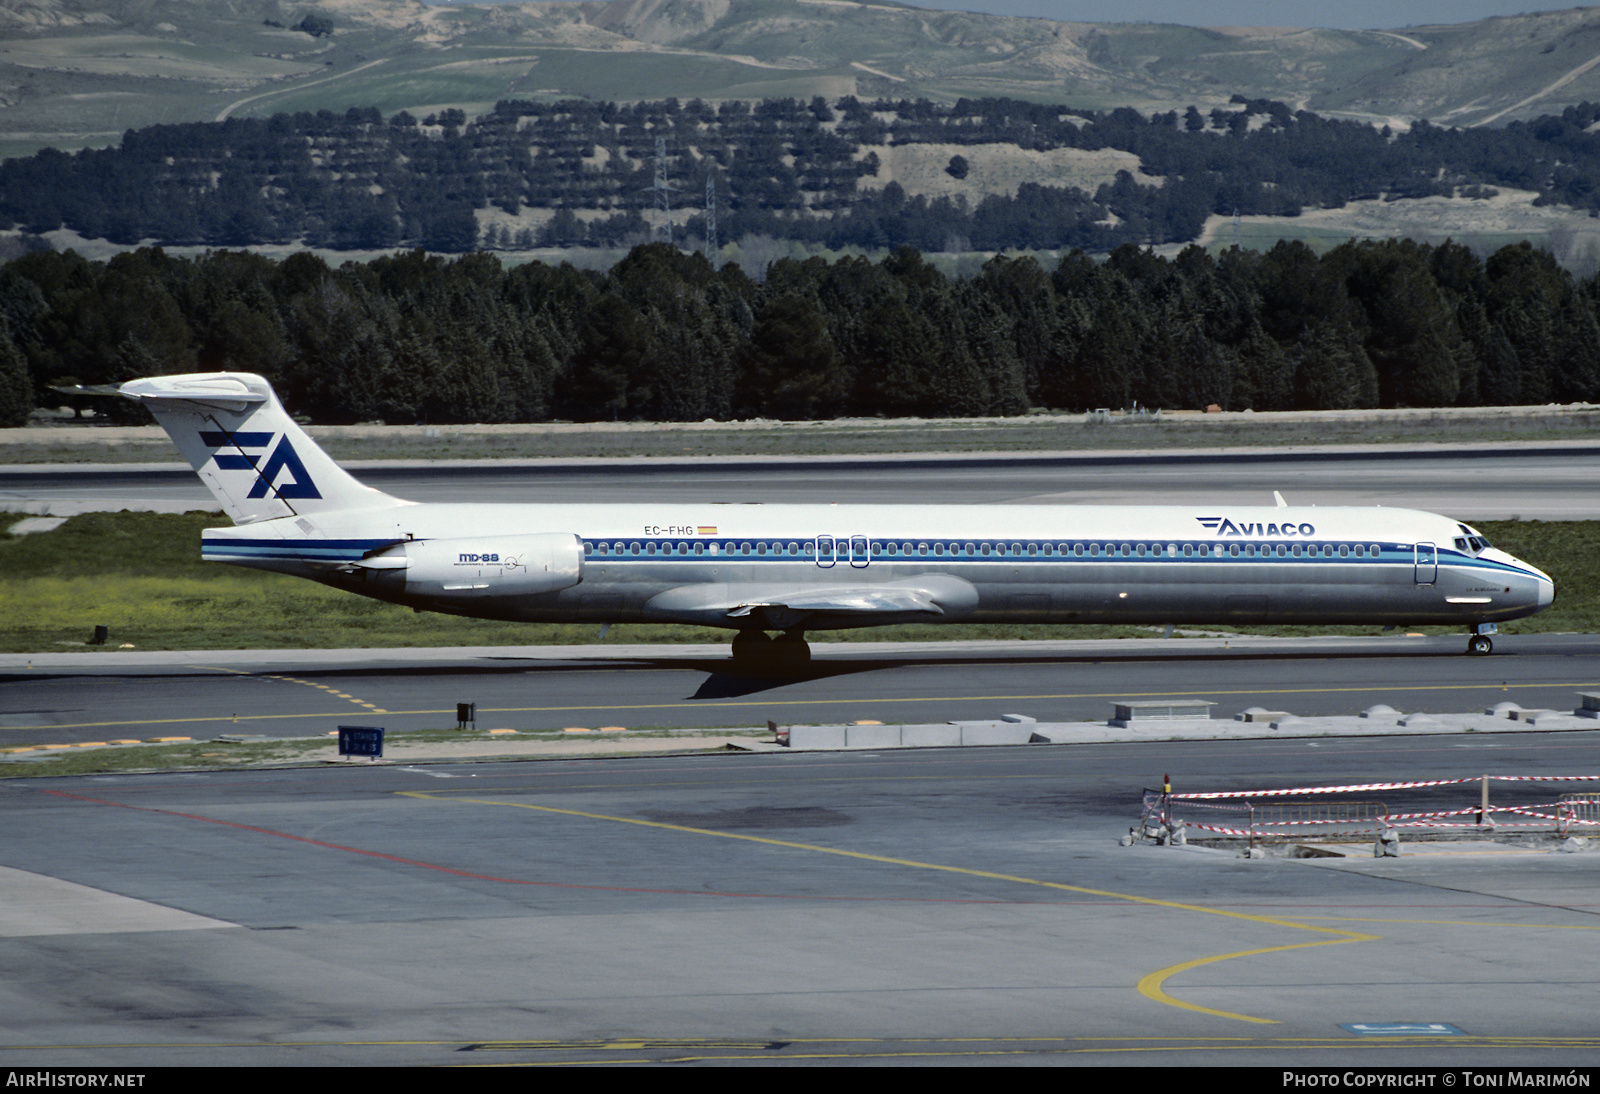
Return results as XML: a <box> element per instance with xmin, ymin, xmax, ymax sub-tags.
<box><xmin>1142</xmin><ymin>776</ymin><xmax>1600</xmax><ymax>841</ymax></box>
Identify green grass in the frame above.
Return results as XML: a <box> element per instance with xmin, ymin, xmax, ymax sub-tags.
<box><xmin>1474</xmin><ymin>520</ymin><xmax>1599</xmax><ymax>633</ymax></box>
<box><xmin>4</xmin><ymin>737</ymin><xmax>333</xmax><ymax>776</ymax></box>
<box><xmin>0</xmin><ymin>512</ymin><xmax>1591</xmax><ymax>653</ymax></box>
<box><xmin>0</xmin><ymin>725</ymin><xmax>766</xmax><ymax>778</ymax></box>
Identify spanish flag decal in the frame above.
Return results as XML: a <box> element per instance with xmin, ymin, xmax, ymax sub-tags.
<box><xmin>697</xmin><ymin>526</ymin><xmax>718</xmax><ymax>535</ymax></box>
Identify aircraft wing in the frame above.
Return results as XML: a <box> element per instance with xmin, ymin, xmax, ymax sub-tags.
<box><xmin>726</xmin><ymin>587</ymin><xmax>942</xmax><ymax>617</ymax></box>
<box><xmin>643</xmin><ymin>574</ymin><xmax>979</xmax><ymax>630</ymax></box>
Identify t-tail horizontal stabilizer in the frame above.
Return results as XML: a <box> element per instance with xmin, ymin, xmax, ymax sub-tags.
<box><xmin>115</xmin><ymin>373</ymin><xmax>405</xmax><ymax>525</ymax></box>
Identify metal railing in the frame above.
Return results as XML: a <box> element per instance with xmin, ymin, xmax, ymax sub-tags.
<box><xmin>1143</xmin><ymin>776</ymin><xmax>1600</xmax><ymax>842</ymax></box>
<box><xmin>1143</xmin><ymin>790</ymin><xmax>1388</xmax><ymax>844</ymax></box>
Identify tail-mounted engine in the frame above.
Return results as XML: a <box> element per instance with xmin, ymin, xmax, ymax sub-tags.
<box><xmin>360</xmin><ymin>533</ymin><xmax>583</xmax><ymax>599</ymax></box>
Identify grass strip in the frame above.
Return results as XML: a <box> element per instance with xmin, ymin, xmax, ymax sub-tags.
<box><xmin>0</xmin><ymin>727</ymin><xmax>768</xmax><ymax>778</ymax></box>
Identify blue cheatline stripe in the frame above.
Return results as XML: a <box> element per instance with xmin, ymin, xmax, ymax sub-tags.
<box><xmin>573</xmin><ymin>538</ymin><xmax>1534</xmax><ymax>573</ymax></box>
<box><xmin>206</xmin><ymin>547</ymin><xmax>364</xmax><ymax>559</ymax></box>
<box><xmin>205</xmin><ymin>538</ymin><xmax>396</xmax><ymax>548</ymax></box>
<box><xmin>198</xmin><ymin>535</ymin><xmax>1542</xmax><ymax>583</ymax></box>
<box><xmin>202</xmin><ymin>537</ymin><xmax>395</xmax><ymax>563</ymax></box>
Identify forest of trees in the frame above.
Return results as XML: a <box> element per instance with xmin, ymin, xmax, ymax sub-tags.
<box><xmin>5</xmin><ymin>96</ymin><xmax>1600</xmax><ymax>253</ymax></box>
<box><xmin>1</xmin><ymin>235</ymin><xmax>1595</xmax><ymax>427</ymax></box>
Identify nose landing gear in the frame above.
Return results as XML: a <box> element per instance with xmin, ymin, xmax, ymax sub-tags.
<box><xmin>1466</xmin><ymin>623</ymin><xmax>1497</xmax><ymax>655</ymax></box>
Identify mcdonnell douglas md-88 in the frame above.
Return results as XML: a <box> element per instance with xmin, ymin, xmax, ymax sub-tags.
<box><xmin>108</xmin><ymin>372</ymin><xmax>1553</xmax><ymax>668</ymax></box>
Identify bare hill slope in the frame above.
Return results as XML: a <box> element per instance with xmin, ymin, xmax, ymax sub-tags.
<box><xmin>9</xmin><ymin>0</ymin><xmax>1600</xmax><ymax>159</ymax></box>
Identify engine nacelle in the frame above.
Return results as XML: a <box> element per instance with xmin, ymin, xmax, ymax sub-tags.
<box><xmin>382</xmin><ymin>533</ymin><xmax>583</xmax><ymax>598</ymax></box>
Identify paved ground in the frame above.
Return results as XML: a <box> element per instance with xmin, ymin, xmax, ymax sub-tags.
<box><xmin>2</xmin><ymin>732</ymin><xmax>1597</xmax><ymax>1066</ymax></box>
<box><xmin>4</xmin><ymin>635</ymin><xmax>1597</xmax><ymax>751</ymax></box>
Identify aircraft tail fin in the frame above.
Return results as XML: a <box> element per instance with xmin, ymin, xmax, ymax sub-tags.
<box><xmin>117</xmin><ymin>372</ymin><xmax>404</xmax><ymax>525</ymax></box>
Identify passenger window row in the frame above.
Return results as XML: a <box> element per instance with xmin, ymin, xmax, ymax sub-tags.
<box><xmin>580</xmin><ymin>539</ymin><xmax>1393</xmax><ymax>558</ymax></box>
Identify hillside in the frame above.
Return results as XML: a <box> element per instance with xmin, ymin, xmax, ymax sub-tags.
<box><xmin>16</xmin><ymin>93</ymin><xmax>1600</xmax><ymax>258</ymax></box>
<box><xmin>9</xmin><ymin>1</ymin><xmax>1600</xmax><ymax>160</ymax></box>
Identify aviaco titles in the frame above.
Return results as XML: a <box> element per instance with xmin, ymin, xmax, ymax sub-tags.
<box><xmin>108</xmin><ymin>373</ymin><xmax>1553</xmax><ymax>669</ymax></box>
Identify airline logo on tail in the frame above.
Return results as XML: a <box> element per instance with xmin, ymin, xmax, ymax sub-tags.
<box><xmin>200</xmin><ymin>431</ymin><xmax>322</xmax><ymax>499</ymax></box>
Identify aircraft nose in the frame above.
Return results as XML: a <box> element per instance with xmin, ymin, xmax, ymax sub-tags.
<box><xmin>1495</xmin><ymin>550</ymin><xmax>1555</xmax><ymax>611</ymax></box>
<box><xmin>1517</xmin><ymin>557</ymin><xmax>1556</xmax><ymax>610</ymax></box>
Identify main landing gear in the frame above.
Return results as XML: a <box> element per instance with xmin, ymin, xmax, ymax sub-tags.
<box><xmin>731</xmin><ymin>630</ymin><xmax>811</xmax><ymax>672</ymax></box>
<box><xmin>1466</xmin><ymin>623</ymin><xmax>1497</xmax><ymax>656</ymax></box>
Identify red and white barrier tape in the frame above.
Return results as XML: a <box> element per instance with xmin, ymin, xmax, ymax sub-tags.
<box><xmin>1173</xmin><ymin>775</ymin><xmax>1600</xmax><ymax>801</ymax></box>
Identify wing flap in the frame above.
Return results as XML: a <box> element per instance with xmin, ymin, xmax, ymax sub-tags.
<box><xmin>645</xmin><ymin>574</ymin><xmax>978</xmax><ymax>629</ymax></box>
<box><xmin>725</xmin><ymin>586</ymin><xmax>940</xmax><ymax>617</ymax></box>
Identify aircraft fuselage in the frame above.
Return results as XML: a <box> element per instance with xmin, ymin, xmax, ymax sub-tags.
<box><xmin>200</xmin><ymin>500</ymin><xmax>1554</xmax><ymax>632</ymax></box>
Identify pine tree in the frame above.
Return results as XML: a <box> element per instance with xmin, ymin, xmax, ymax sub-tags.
<box><xmin>0</xmin><ymin>328</ymin><xmax>32</xmax><ymax>426</ymax></box>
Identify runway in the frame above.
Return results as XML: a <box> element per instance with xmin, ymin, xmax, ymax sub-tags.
<box><xmin>6</xmin><ymin>442</ymin><xmax>1600</xmax><ymax>518</ymax></box>
<box><xmin>5</xmin><ymin>634</ymin><xmax>1599</xmax><ymax>746</ymax></box>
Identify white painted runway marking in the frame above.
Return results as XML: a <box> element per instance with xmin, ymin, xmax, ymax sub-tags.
<box><xmin>0</xmin><ymin>865</ymin><xmax>235</xmax><ymax>936</ymax></box>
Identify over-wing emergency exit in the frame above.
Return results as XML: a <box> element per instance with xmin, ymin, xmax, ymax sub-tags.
<box><xmin>112</xmin><ymin>372</ymin><xmax>1554</xmax><ymax>668</ymax></box>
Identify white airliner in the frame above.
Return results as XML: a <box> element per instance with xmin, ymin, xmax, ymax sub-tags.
<box><xmin>113</xmin><ymin>372</ymin><xmax>1554</xmax><ymax>667</ymax></box>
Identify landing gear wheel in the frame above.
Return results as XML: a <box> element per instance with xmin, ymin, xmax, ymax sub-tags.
<box><xmin>730</xmin><ymin>630</ymin><xmax>811</xmax><ymax>673</ymax></box>
<box><xmin>773</xmin><ymin>631</ymin><xmax>811</xmax><ymax>668</ymax></box>
<box><xmin>731</xmin><ymin>630</ymin><xmax>772</xmax><ymax>667</ymax></box>
<box><xmin>1467</xmin><ymin>634</ymin><xmax>1493</xmax><ymax>655</ymax></box>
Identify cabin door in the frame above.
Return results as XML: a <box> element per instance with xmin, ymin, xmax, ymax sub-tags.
<box><xmin>849</xmin><ymin>536</ymin><xmax>870</xmax><ymax>568</ymax></box>
<box><xmin>1414</xmin><ymin>542</ymin><xmax>1437</xmax><ymax>585</ymax></box>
